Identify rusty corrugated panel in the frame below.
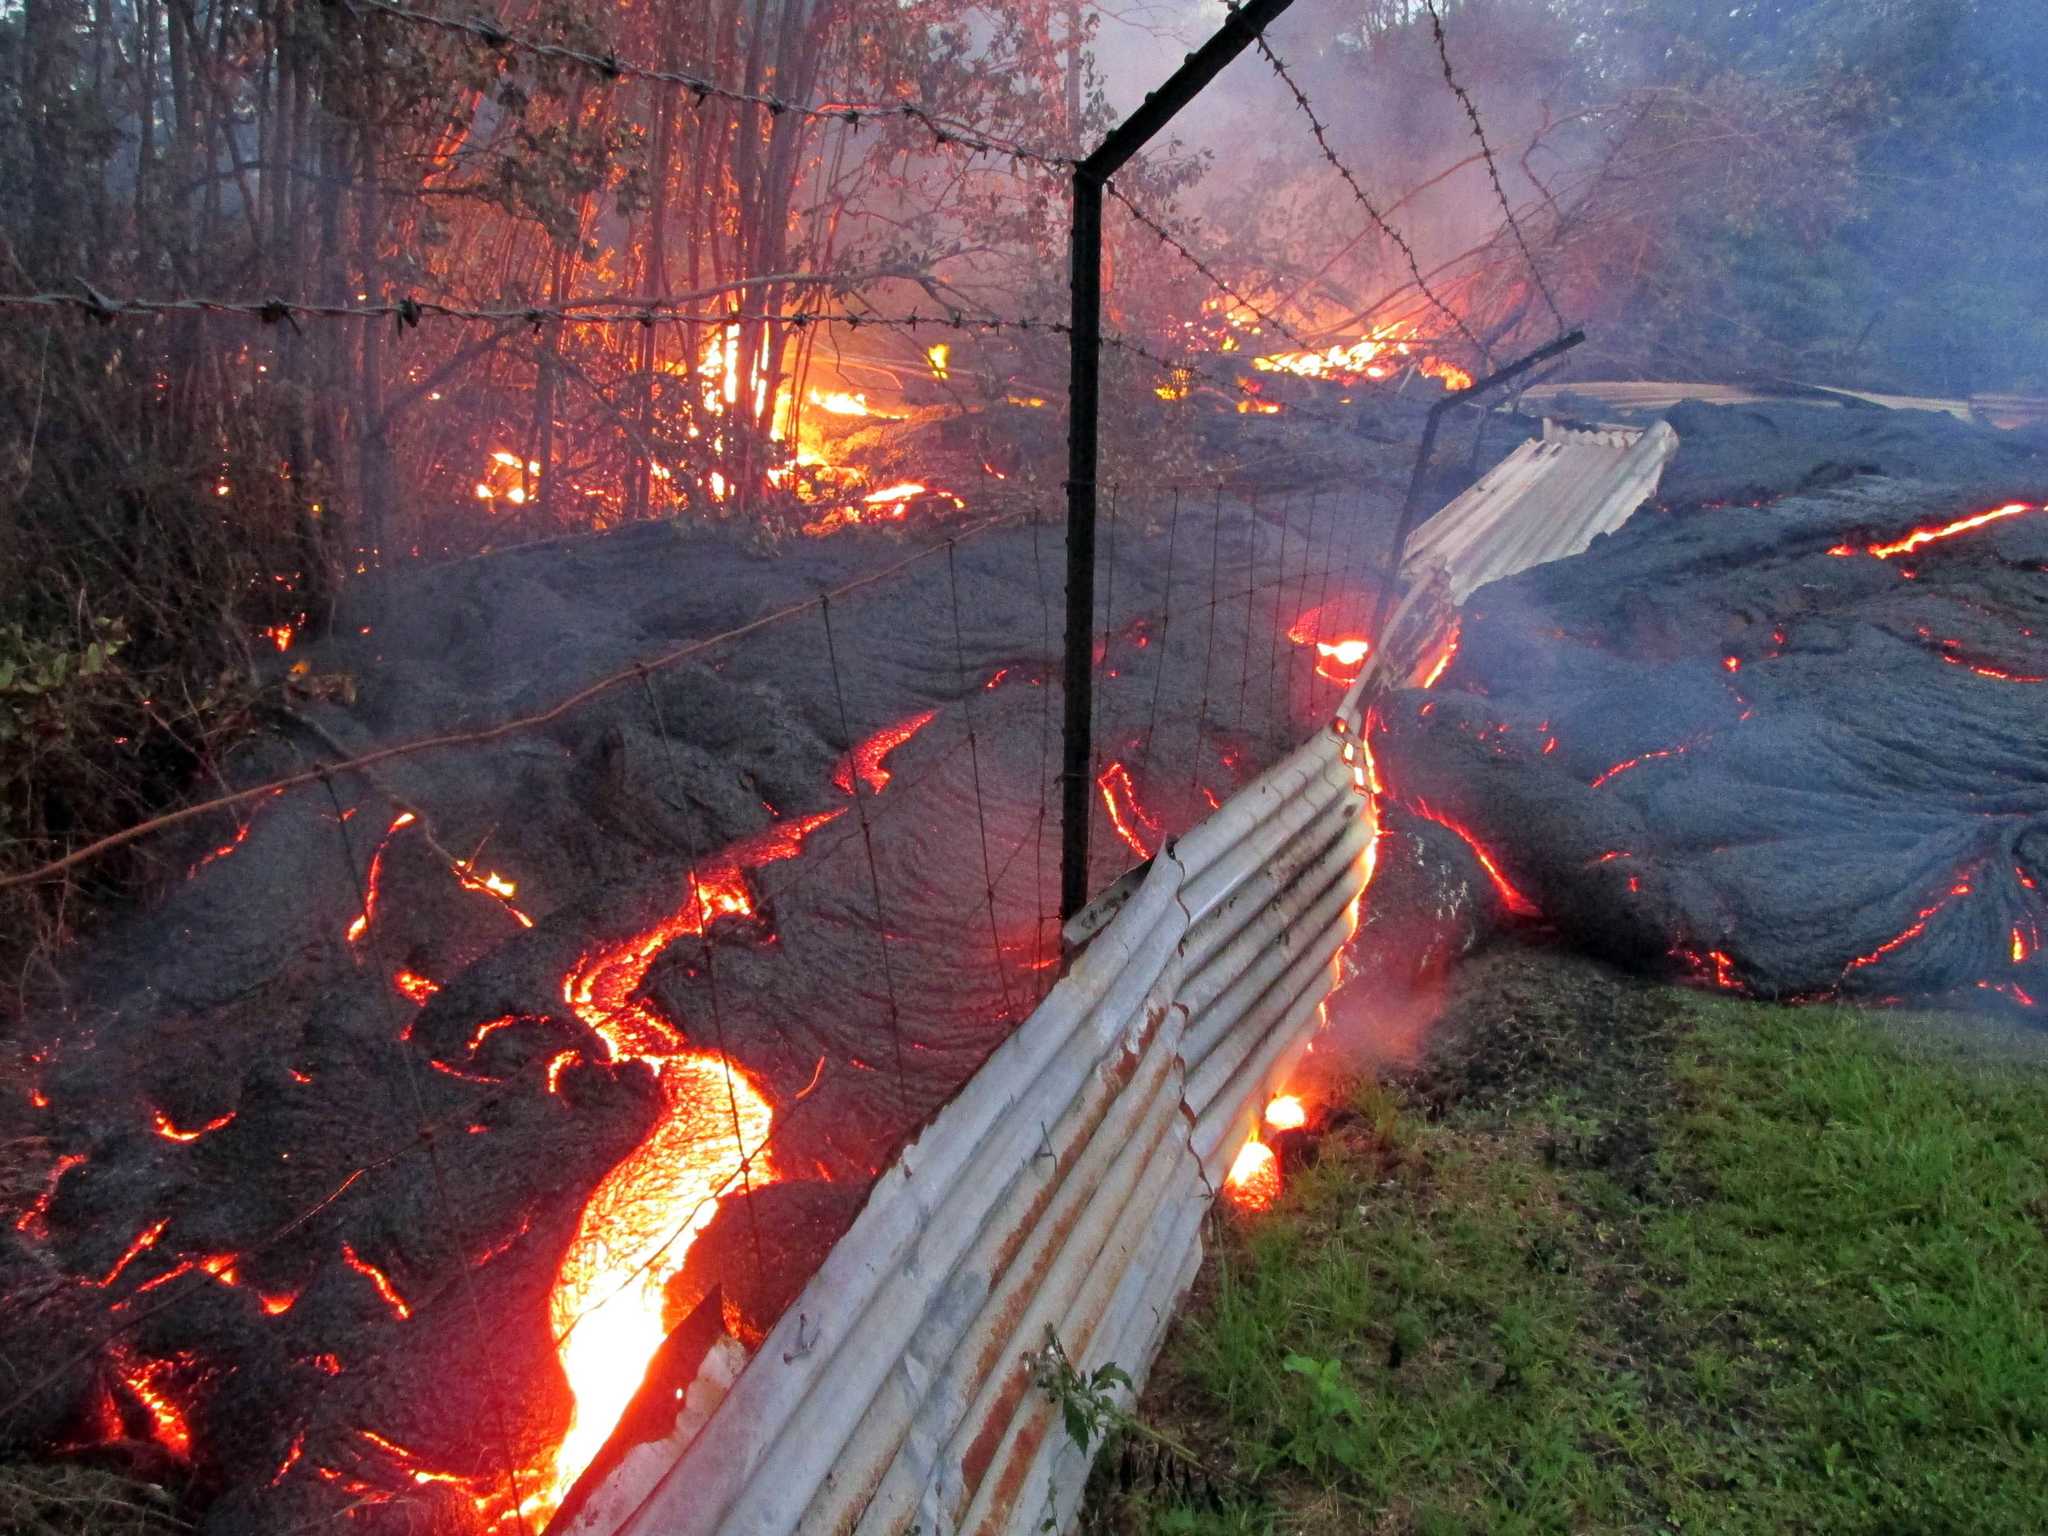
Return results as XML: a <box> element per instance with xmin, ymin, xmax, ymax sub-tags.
<box><xmin>577</xmin><ymin>714</ymin><xmax>1375</xmax><ymax>1536</ymax></box>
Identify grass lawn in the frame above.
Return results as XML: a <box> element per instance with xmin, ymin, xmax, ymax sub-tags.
<box><xmin>1084</xmin><ymin>944</ymin><xmax>2048</xmax><ymax>1535</ymax></box>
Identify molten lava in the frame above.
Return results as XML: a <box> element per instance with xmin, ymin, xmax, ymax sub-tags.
<box><xmin>1286</xmin><ymin>606</ymin><xmax>1373</xmax><ymax>683</ymax></box>
<box><xmin>152</xmin><ymin>1108</ymin><xmax>236</xmax><ymax>1143</ymax></box>
<box><xmin>1097</xmin><ymin>761</ymin><xmax>1161</xmax><ymax>862</ymax></box>
<box><xmin>1830</xmin><ymin>501</ymin><xmax>2037</xmax><ymax>560</ymax></box>
<box><xmin>1224</xmin><ymin>1139</ymin><xmax>1280</xmax><ymax>1213</ymax></box>
<box><xmin>536</xmin><ymin>809</ymin><xmax>839</xmax><ymax>1520</ymax></box>
<box><xmin>1263</xmin><ymin>1095</ymin><xmax>1307</xmax><ymax>1132</ymax></box>
<box><xmin>1407</xmin><ymin>798</ymin><xmax>1540</xmax><ymax>918</ymax></box>
<box><xmin>833</xmin><ymin>711</ymin><xmax>936</xmax><ymax>796</ymax></box>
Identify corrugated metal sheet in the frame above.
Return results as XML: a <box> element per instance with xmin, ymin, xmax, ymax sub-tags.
<box><xmin>1400</xmin><ymin>419</ymin><xmax>1679</xmax><ymax>603</ymax></box>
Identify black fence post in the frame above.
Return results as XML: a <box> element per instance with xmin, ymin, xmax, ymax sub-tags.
<box><xmin>1060</xmin><ymin>0</ymin><xmax>1300</xmax><ymax>924</ymax></box>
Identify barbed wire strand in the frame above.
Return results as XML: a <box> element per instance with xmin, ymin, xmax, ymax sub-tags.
<box><xmin>1419</xmin><ymin>0</ymin><xmax>1567</xmax><ymax>337</ymax></box>
<box><xmin>355</xmin><ymin>0</ymin><xmax>1080</xmax><ymax>175</ymax></box>
<box><xmin>1237</xmin><ymin>17</ymin><xmax>1496</xmax><ymax>366</ymax></box>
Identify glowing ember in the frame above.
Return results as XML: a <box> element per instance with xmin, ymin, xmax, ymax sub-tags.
<box><xmin>340</xmin><ymin>1242</ymin><xmax>413</xmax><ymax>1320</ymax></box>
<box><xmin>1407</xmin><ymin>798</ymin><xmax>1540</xmax><ymax>917</ymax></box>
<box><xmin>453</xmin><ymin>859</ymin><xmax>536</xmax><ymax>927</ymax></box>
<box><xmin>925</xmin><ymin>343</ymin><xmax>950</xmax><ymax>380</ymax></box>
<box><xmin>833</xmin><ymin>710</ymin><xmax>937</xmax><ymax>796</ymax></box>
<box><xmin>1263</xmin><ymin>1095</ymin><xmax>1307</xmax><ymax>1131</ymax></box>
<box><xmin>1224</xmin><ymin>1139</ymin><xmax>1280</xmax><ymax>1213</ymax></box>
<box><xmin>152</xmin><ymin>1108</ymin><xmax>236</xmax><ymax>1143</ymax></box>
<box><xmin>1831</xmin><ymin>501</ymin><xmax>2037</xmax><ymax>560</ymax></box>
<box><xmin>1097</xmin><ymin>761</ymin><xmax>1161</xmax><ymax>861</ymax></box>
<box><xmin>262</xmin><ymin>624</ymin><xmax>295</xmax><ymax>653</ymax></box>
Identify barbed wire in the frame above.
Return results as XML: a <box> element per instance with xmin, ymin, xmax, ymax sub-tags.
<box><xmin>1102</xmin><ymin>184</ymin><xmax>1321</xmax><ymax>358</ymax></box>
<box><xmin>1419</xmin><ymin>0</ymin><xmax>1567</xmax><ymax>337</ymax></box>
<box><xmin>1234</xmin><ymin>16</ymin><xmax>1494</xmax><ymax>367</ymax></box>
<box><xmin>352</xmin><ymin>0</ymin><xmax>1080</xmax><ymax>176</ymax></box>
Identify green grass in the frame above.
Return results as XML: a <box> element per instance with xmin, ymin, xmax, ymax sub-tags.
<box><xmin>1109</xmin><ymin>998</ymin><xmax>2048</xmax><ymax>1536</ymax></box>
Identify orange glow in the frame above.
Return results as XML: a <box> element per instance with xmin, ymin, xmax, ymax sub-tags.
<box><xmin>833</xmin><ymin>710</ymin><xmax>937</xmax><ymax>796</ymax></box>
<box><xmin>1590</xmin><ymin>745</ymin><xmax>1686</xmax><ymax>790</ymax></box>
<box><xmin>345</xmin><ymin>812</ymin><xmax>416</xmax><ymax>943</ymax></box>
<box><xmin>1263</xmin><ymin>1095</ymin><xmax>1307</xmax><ymax>1131</ymax></box>
<box><xmin>925</xmin><ymin>343</ymin><xmax>950</xmax><ymax>379</ymax></box>
<box><xmin>340</xmin><ymin>1242</ymin><xmax>412</xmax><ymax>1320</ymax></box>
<box><xmin>1097</xmin><ymin>761</ymin><xmax>1161</xmax><ymax>861</ymax></box>
<box><xmin>392</xmin><ymin>969</ymin><xmax>440</xmax><ymax>1005</ymax></box>
<box><xmin>262</xmin><ymin>624</ymin><xmax>295</xmax><ymax>653</ymax></box>
<box><xmin>152</xmin><ymin>1107</ymin><xmax>236</xmax><ymax>1143</ymax></box>
<box><xmin>1408</xmin><ymin>797</ymin><xmax>1540</xmax><ymax>917</ymax></box>
<box><xmin>1834</xmin><ymin>501</ymin><xmax>2037</xmax><ymax>560</ymax></box>
<box><xmin>1417</xmin><ymin>620</ymin><xmax>1463</xmax><ymax>690</ymax></box>
<box><xmin>113</xmin><ymin>1350</ymin><xmax>192</xmax><ymax>1457</ymax></box>
<box><xmin>1843</xmin><ymin>879</ymin><xmax>1974</xmax><ymax>973</ymax></box>
<box><xmin>16</xmin><ymin>1152</ymin><xmax>85</xmax><ymax>1237</ymax></box>
<box><xmin>536</xmin><ymin>810</ymin><xmax>839</xmax><ymax>1519</ymax></box>
<box><xmin>2014</xmin><ymin>926</ymin><xmax>2031</xmax><ymax>964</ymax></box>
<box><xmin>1287</xmin><ymin>606</ymin><xmax>1373</xmax><ymax>683</ymax></box>
<box><xmin>1674</xmin><ymin>948</ymin><xmax>1742</xmax><ymax>991</ymax></box>
<box><xmin>1252</xmin><ymin>320</ymin><xmax>1473</xmax><ymax>393</ymax></box>
<box><xmin>1236</xmin><ymin>397</ymin><xmax>1283</xmax><ymax>415</ymax></box>
<box><xmin>96</xmin><ymin>1218</ymin><xmax>171</xmax><ymax>1288</ymax></box>
<box><xmin>1224</xmin><ymin>1140</ymin><xmax>1280</xmax><ymax>1213</ymax></box>
<box><xmin>806</xmin><ymin>388</ymin><xmax>873</xmax><ymax>417</ymax></box>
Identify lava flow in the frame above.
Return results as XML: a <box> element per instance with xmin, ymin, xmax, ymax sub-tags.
<box><xmin>833</xmin><ymin>710</ymin><xmax>936</xmax><ymax>796</ymax></box>
<box><xmin>1829</xmin><ymin>501</ymin><xmax>2037</xmax><ymax>559</ymax></box>
<box><xmin>537</xmin><ymin>809</ymin><xmax>840</xmax><ymax>1520</ymax></box>
<box><xmin>1286</xmin><ymin>605</ymin><xmax>1373</xmax><ymax>683</ymax></box>
<box><xmin>1097</xmin><ymin>761</ymin><xmax>1163</xmax><ymax>861</ymax></box>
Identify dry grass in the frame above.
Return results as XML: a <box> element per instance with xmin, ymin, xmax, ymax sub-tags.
<box><xmin>0</xmin><ymin>1462</ymin><xmax>186</xmax><ymax>1536</ymax></box>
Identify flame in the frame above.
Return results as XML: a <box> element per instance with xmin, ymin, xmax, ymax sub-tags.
<box><xmin>537</xmin><ymin>811</ymin><xmax>840</xmax><ymax>1519</ymax></box>
<box><xmin>1263</xmin><ymin>1095</ymin><xmax>1307</xmax><ymax>1131</ymax></box>
<box><xmin>925</xmin><ymin>343</ymin><xmax>950</xmax><ymax>380</ymax></box>
<box><xmin>152</xmin><ymin>1107</ymin><xmax>236</xmax><ymax>1143</ymax></box>
<box><xmin>833</xmin><ymin>710</ymin><xmax>937</xmax><ymax>796</ymax></box>
<box><xmin>1224</xmin><ymin>1139</ymin><xmax>1280</xmax><ymax>1213</ymax></box>
<box><xmin>453</xmin><ymin>859</ymin><xmax>535</xmax><ymax>928</ymax></box>
<box><xmin>1250</xmin><ymin>320</ymin><xmax>1472</xmax><ymax>392</ymax></box>
<box><xmin>1287</xmin><ymin>606</ymin><xmax>1373</xmax><ymax>683</ymax></box>
<box><xmin>807</xmin><ymin>388</ymin><xmax>873</xmax><ymax>417</ymax></box>
<box><xmin>1831</xmin><ymin>501</ymin><xmax>2036</xmax><ymax>559</ymax></box>
<box><xmin>262</xmin><ymin>624</ymin><xmax>294</xmax><ymax>653</ymax></box>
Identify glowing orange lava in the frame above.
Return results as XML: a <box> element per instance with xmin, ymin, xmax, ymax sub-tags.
<box><xmin>112</xmin><ymin>1349</ymin><xmax>192</xmax><ymax>1457</ymax></box>
<box><xmin>1831</xmin><ymin>501</ymin><xmax>2037</xmax><ymax>559</ymax></box>
<box><xmin>1263</xmin><ymin>1095</ymin><xmax>1307</xmax><ymax>1131</ymax></box>
<box><xmin>152</xmin><ymin>1108</ymin><xmax>236</xmax><ymax>1143</ymax></box>
<box><xmin>340</xmin><ymin>1242</ymin><xmax>413</xmax><ymax>1320</ymax></box>
<box><xmin>1286</xmin><ymin>606</ymin><xmax>1373</xmax><ymax>683</ymax></box>
<box><xmin>1224</xmin><ymin>1139</ymin><xmax>1280</xmax><ymax>1213</ymax></box>
<box><xmin>536</xmin><ymin>810</ymin><xmax>839</xmax><ymax>1521</ymax></box>
<box><xmin>1417</xmin><ymin>620</ymin><xmax>1463</xmax><ymax>690</ymax></box>
<box><xmin>833</xmin><ymin>710</ymin><xmax>936</xmax><ymax>796</ymax></box>
<box><xmin>1097</xmin><ymin>761</ymin><xmax>1161</xmax><ymax>861</ymax></box>
<box><xmin>16</xmin><ymin>1152</ymin><xmax>85</xmax><ymax>1237</ymax></box>
<box><xmin>1407</xmin><ymin>798</ymin><xmax>1539</xmax><ymax>917</ymax></box>
<box><xmin>346</xmin><ymin>812</ymin><xmax>416</xmax><ymax>943</ymax></box>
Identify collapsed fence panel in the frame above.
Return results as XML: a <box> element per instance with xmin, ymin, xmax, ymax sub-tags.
<box><xmin>577</xmin><ymin>696</ymin><xmax>1377</xmax><ymax>1536</ymax></box>
<box><xmin>1400</xmin><ymin>419</ymin><xmax>1679</xmax><ymax>603</ymax></box>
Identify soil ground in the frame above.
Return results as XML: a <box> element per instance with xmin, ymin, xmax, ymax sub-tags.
<box><xmin>1079</xmin><ymin>937</ymin><xmax>2048</xmax><ymax>1536</ymax></box>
